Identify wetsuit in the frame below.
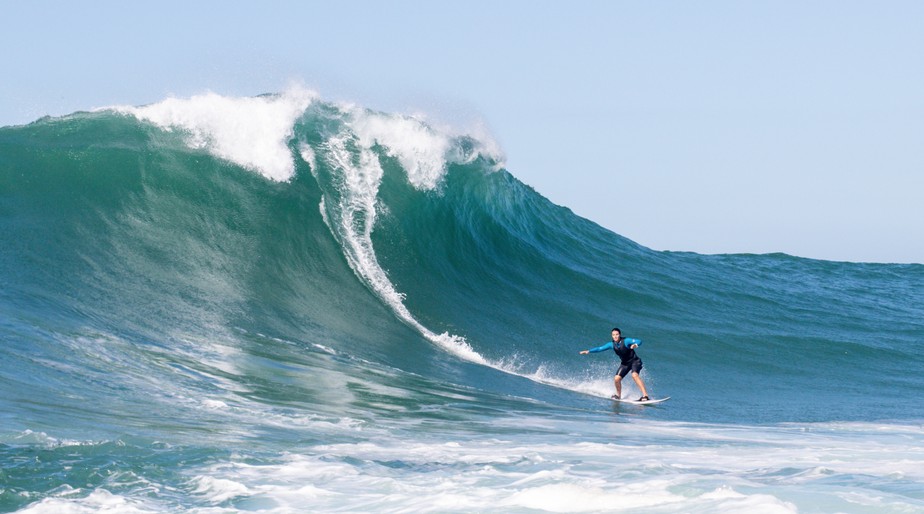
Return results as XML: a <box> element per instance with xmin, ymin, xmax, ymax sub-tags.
<box><xmin>586</xmin><ymin>338</ymin><xmax>643</xmax><ymax>377</ymax></box>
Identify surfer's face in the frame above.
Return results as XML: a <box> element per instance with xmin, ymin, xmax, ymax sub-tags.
<box><xmin>611</xmin><ymin>330</ymin><xmax>620</xmax><ymax>341</ymax></box>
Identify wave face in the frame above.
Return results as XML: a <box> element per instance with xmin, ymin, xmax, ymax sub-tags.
<box><xmin>2</xmin><ymin>90</ymin><xmax>923</xmax><ymax>513</ymax></box>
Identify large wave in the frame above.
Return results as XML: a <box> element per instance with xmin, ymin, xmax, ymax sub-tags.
<box><xmin>112</xmin><ymin>88</ymin><xmax>617</xmax><ymax>394</ymax></box>
<box><xmin>2</xmin><ymin>89</ymin><xmax>922</xmax><ymax>424</ymax></box>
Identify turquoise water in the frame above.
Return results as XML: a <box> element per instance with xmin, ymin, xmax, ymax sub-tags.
<box><xmin>2</xmin><ymin>91</ymin><xmax>923</xmax><ymax>512</ymax></box>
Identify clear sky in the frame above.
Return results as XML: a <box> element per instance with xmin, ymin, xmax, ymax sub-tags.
<box><xmin>3</xmin><ymin>1</ymin><xmax>922</xmax><ymax>263</ymax></box>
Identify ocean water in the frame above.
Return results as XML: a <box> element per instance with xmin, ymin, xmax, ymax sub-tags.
<box><xmin>1</xmin><ymin>89</ymin><xmax>923</xmax><ymax>513</ymax></box>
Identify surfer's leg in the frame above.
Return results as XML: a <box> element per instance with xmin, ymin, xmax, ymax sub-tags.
<box><xmin>630</xmin><ymin>372</ymin><xmax>649</xmax><ymax>399</ymax></box>
<box><xmin>613</xmin><ymin>364</ymin><xmax>630</xmax><ymax>398</ymax></box>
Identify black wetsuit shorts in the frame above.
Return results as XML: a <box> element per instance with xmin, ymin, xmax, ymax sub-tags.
<box><xmin>616</xmin><ymin>359</ymin><xmax>643</xmax><ymax>378</ymax></box>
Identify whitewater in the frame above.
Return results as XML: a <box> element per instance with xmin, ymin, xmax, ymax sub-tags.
<box><xmin>1</xmin><ymin>88</ymin><xmax>923</xmax><ymax>513</ymax></box>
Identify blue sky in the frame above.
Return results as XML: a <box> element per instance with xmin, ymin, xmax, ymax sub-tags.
<box><xmin>3</xmin><ymin>1</ymin><xmax>922</xmax><ymax>263</ymax></box>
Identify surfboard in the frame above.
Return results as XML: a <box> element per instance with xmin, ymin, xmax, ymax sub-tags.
<box><xmin>612</xmin><ymin>396</ymin><xmax>670</xmax><ymax>405</ymax></box>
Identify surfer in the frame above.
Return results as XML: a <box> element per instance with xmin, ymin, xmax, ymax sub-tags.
<box><xmin>579</xmin><ymin>327</ymin><xmax>650</xmax><ymax>401</ymax></box>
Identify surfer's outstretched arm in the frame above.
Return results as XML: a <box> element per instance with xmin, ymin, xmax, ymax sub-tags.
<box><xmin>579</xmin><ymin>342</ymin><xmax>614</xmax><ymax>355</ymax></box>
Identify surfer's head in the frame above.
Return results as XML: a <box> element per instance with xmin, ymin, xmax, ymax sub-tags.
<box><xmin>611</xmin><ymin>327</ymin><xmax>622</xmax><ymax>341</ymax></box>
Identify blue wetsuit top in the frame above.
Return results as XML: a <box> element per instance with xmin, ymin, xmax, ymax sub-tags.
<box><xmin>587</xmin><ymin>338</ymin><xmax>643</xmax><ymax>364</ymax></box>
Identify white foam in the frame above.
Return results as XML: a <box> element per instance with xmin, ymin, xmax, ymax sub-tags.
<box><xmin>167</xmin><ymin>419</ymin><xmax>920</xmax><ymax>514</ymax></box>
<box><xmin>16</xmin><ymin>489</ymin><xmax>157</xmax><ymax>514</ymax></box>
<box><xmin>200</xmin><ymin>399</ymin><xmax>229</xmax><ymax>410</ymax></box>
<box><xmin>502</xmin><ymin>482</ymin><xmax>685</xmax><ymax>512</ymax></box>
<box><xmin>114</xmin><ymin>87</ymin><xmax>316</xmax><ymax>182</ymax></box>
<box><xmin>698</xmin><ymin>490</ymin><xmax>799</xmax><ymax>514</ymax></box>
<box><xmin>16</xmin><ymin>419</ymin><xmax>920</xmax><ymax>513</ymax></box>
<box><xmin>349</xmin><ymin>111</ymin><xmax>454</xmax><ymax>190</ymax></box>
<box><xmin>190</xmin><ymin>476</ymin><xmax>251</xmax><ymax>503</ymax></box>
<box><xmin>3</xmin><ymin>430</ymin><xmax>111</xmax><ymax>450</ymax></box>
<box><xmin>298</xmin><ymin>142</ymin><xmax>317</xmax><ymax>173</ymax></box>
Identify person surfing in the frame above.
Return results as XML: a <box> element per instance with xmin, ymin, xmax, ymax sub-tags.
<box><xmin>579</xmin><ymin>327</ymin><xmax>650</xmax><ymax>401</ymax></box>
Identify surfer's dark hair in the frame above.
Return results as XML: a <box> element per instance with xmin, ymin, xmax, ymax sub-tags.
<box><xmin>611</xmin><ymin>327</ymin><xmax>623</xmax><ymax>342</ymax></box>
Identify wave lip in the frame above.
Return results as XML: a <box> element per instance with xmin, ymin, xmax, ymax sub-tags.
<box><xmin>111</xmin><ymin>88</ymin><xmax>317</xmax><ymax>182</ymax></box>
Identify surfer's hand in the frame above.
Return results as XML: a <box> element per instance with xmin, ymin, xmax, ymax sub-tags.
<box><xmin>579</xmin><ymin>350</ymin><xmax>589</xmax><ymax>355</ymax></box>
<box><xmin>630</xmin><ymin>344</ymin><xmax>638</xmax><ymax>349</ymax></box>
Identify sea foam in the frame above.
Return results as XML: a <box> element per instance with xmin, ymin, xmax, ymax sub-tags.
<box><xmin>113</xmin><ymin>88</ymin><xmax>316</xmax><ymax>182</ymax></box>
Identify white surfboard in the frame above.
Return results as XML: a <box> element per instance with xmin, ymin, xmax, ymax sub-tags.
<box><xmin>612</xmin><ymin>396</ymin><xmax>670</xmax><ymax>405</ymax></box>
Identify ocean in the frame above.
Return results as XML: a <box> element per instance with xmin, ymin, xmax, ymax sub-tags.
<box><xmin>1</xmin><ymin>89</ymin><xmax>923</xmax><ymax>513</ymax></box>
